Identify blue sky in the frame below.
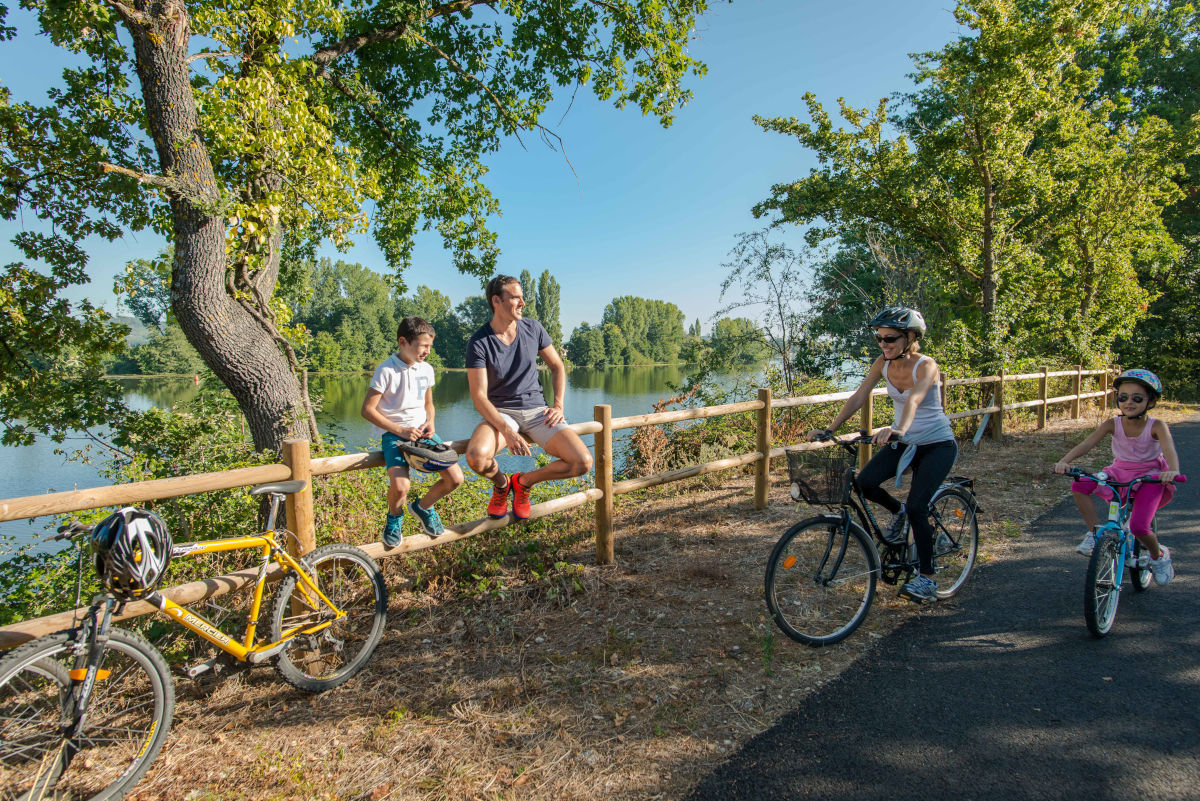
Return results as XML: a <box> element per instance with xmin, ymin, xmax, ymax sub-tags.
<box><xmin>0</xmin><ymin>0</ymin><xmax>963</xmax><ymax>336</ymax></box>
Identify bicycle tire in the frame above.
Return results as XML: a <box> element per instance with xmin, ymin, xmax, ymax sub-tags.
<box><xmin>0</xmin><ymin>628</ymin><xmax>174</xmax><ymax>801</ymax></box>
<box><xmin>928</xmin><ymin>486</ymin><xmax>979</xmax><ymax>598</ymax></box>
<box><xmin>1084</xmin><ymin>532</ymin><xmax>1122</xmax><ymax>637</ymax></box>
<box><xmin>764</xmin><ymin>515</ymin><xmax>877</xmax><ymax>646</ymax></box>
<box><xmin>269</xmin><ymin>543</ymin><xmax>387</xmax><ymax>692</ymax></box>
<box><xmin>1129</xmin><ymin>540</ymin><xmax>1152</xmax><ymax>593</ymax></box>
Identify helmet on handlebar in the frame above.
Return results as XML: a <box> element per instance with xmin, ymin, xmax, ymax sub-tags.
<box><xmin>91</xmin><ymin>507</ymin><xmax>173</xmax><ymax>599</ymax></box>
<box><xmin>867</xmin><ymin>306</ymin><xmax>927</xmax><ymax>338</ymax></box>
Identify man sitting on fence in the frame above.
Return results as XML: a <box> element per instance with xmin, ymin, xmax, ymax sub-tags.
<box><xmin>464</xmin><ymin>275</ymin><xmax>592</xmax><ymax>520</ymax></box>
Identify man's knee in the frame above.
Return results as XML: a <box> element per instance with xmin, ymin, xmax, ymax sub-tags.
<box><xmin>562</xmin><ymin>450</ymin><xmax>592</xmax><ymax>477</ymax></box>
<box><xmin>465</xmin><ymin>447</ymin><xmax>494</xmax><ymax>474</ymax></box>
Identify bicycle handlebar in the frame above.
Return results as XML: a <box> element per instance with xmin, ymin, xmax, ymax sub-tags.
<box><xmin>1059</xmin><ymin>467</ymin><xmax>1187</xmax><ymax>486</ymax></box>
<box><xmin>47</xmin><ymin>520</ymin><xmax>94</xmax><ymax>542</ymax></box>
<box><xmin>812</xmin><ymin>429</ymin><xmax>901</xmax><ymax>445</ymax></box>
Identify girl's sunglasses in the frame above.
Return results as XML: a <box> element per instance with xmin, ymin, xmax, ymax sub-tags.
<box><xmin>1116</xmin><ymin>393</ymin><xmax>1146</xmax><ymax>404</ymax></box>
<box><xmin>875</xmin><ymin>333</ymin><xmax>905</xmax><ymax>344</ymax></box>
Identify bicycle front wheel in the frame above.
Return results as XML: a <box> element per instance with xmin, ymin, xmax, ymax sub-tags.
<box><xmin>764</xmin><ymin>516</ymin><xmax>877</xmax><ymax>646</ymax></box>
<box><xmin>269</xmin><ymin>543</ymin><xmax>388</xmax><ymax>692</ymax></box>
<box><xmin>0</xmin><ymin>628</ymin><xmax>174</xmax><ymax>801</ymax></box>
<box><xmin>1084</xmin><ymin>532</ymin><xmax>1122</xmax><ymax>637</ymax></box>
<box><xmin>929</xmin><ymin>486</ymin><xmax>979</xmax><ymax>598</ymax></box>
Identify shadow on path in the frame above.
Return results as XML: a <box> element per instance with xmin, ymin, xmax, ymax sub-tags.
<box><xmin>688</xmin><ymin>419</ymin><xmax>1200</xmax><ymax>801</ymax></box>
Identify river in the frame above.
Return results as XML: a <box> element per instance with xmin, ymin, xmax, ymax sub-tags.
<box><xmin>0</xmin><ymin>365</ymin><xmax>710</xmax><ymax>551</ymax></box>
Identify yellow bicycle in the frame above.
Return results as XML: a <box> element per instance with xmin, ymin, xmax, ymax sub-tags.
<box><xmin>0</xmin><ymin>480</ymin><xmax>387</xmax><ymax>801</ymax></box>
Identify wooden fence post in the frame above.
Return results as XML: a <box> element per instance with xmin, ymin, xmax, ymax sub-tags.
<box><xmin>1071</xmin><ymin>364</ymin><xmax>1082</xmax><ymax>419</ymax></box>
<box><xmin>282</xmin><ymin>439</ymin><xmax>316</xmax><ymax>557</ymax></box>
<box><xmin>594</xmin><ymin>404</ymin><xmax>614</xmax><ymax>566</ymax></box>
<box><xmin>858</xmin><ymin>392</ymin><xmax>873</xmax><ymax>470</ymax></box>
<box><xmin>990</xmin><ymin>369</ymin><xmax>1005</xmax><ymax>442</ymax></box>
<box><xmin>1037</xmin><ymin>366</ymin><xmax>1048</xmax><ymax>429</ymax></box>
<box><xmin>754</xmin><ymin>388</ymin><xmax>772</xmax><ymax>510</ymax></box>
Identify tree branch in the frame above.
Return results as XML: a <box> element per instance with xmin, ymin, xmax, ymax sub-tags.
<box><xmin>99</xmin><ymin>162</ymin><xmax>180</xmax><ymax>192</ymax></box>
<box><xmin>310</xmin><ymin>1</ymin><xmax>496</xmax><ymax>71</ymax></box>
<box><xmin>104</xmin><ymin>0</ymin><xmax>145</xmax><ymax>25</ymax></box>
<box><xmin>187</xmin><ymin>50</ymin><xmax>242</xmax><ymax>66</ymax></box>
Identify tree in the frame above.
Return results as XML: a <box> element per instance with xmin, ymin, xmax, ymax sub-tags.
<box><xmin>130</xmin><ymin>323</ymin><xmax>207</xmax><ymax>375</ymax></box>
<box><xmin>537</xmin><ymin>270</ymin><xmax>562</xmax><ymax>348</ymax></box>
<box><xmin>716</xmin><ymin>231</ymin><xmax>812</xmax><ymax>394</ymax></box>
<box><xmin>754</xmin><ymin>0</ymin><xmax>1181</xmax><ymax>371</ymax></box>
<box><xmin>566</xmin><ymin>322</ymin><xmax>606</xmax><ymax>366</ymax></box>
<box><xmin>519</xmin><ymin>269</ymin><xmax>539</xmax><ymax>321</ymax></box>
<box><xmin>2</xmin><ymin>0</ymin><xmax>723</xmax><ymax>452</ymax></box>
<box><xmin>296</xmin><ymin>260</ymin><xmax>395</xmax><ymax>371</ymax></box>
<box><xmin>708</xmin><ymin>316</ymin><xmax>767</xmax><ymax>366</ymax></box>
<box><xmin>601</xmin><ymin>296</ymin><xmax>685</xmax><ymax>363</ymax></box>
<box><xmin>115</xmin><ymin>249</ymin><xmax>174</xmax><ymax>332</ymax></box>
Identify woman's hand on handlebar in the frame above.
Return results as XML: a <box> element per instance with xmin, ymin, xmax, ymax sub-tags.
<box><xmin>871</xmin><ymin>426</ymin><xmax>902</xmax><ymax>446</ymax></box>
<box><xmin>806</xmin><ymin>428</ymin><xmax>834</xmax><ymax>442</ymax></box>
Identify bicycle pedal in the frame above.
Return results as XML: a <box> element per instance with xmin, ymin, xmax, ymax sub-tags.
<box><xmin>184</xmin><ymin>656</ymin><xmax>221</xmax><ymax>679</ymax></box>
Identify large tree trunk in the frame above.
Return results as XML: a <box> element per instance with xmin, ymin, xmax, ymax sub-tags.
<box><xmin>126</xmin><ymin>0</ymin><xmax>308</xmax><ymax>453</ymax></box>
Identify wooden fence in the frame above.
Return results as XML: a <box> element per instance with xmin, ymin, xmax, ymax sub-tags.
<box><xmin>0</xmin><ymin>367</ymin><xmax>1110</xmax><ymax>647</ymax></box>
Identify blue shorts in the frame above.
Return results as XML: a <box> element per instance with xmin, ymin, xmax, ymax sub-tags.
<box><xmin>381</xmin><ymin>432</ymin><xmax>445</xmax><ymax>474</ymax></box>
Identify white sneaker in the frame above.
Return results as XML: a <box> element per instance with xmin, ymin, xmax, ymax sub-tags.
<box><xmin>1150</xmin><ymin>546</ymin><xmax>1174</xmax><ymax>586</ymax></box>
<box><xmin>1076</xmin><ymin>530</ymin><xmax>1096</xmax><ymax>556</ymax></box>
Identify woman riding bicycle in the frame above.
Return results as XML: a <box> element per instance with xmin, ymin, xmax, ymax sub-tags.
<box><xmin>807</xmin><ymin>306</ymin><xmax>957</xmax><ymax>603</ymax></box>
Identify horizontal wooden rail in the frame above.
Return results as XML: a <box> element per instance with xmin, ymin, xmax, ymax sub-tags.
<box><xmin>771</xmin><ymin>388</ymin><xmax>887</xmax><ymax>408</ymax></box>
<box><xmin>611</xmin><ymin>400</ymin><xmax>761</xmax><ymax>430</ymax></box>
<box><xmin>612</xmin><ymin>451</ymin><xmax>762</xmax><ymax>494</ymax></box>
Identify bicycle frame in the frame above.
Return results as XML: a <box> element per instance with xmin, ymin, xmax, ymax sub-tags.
<box><xmin>141</xmin><ymin>533</ymin><xmax>345</xmax><ymax>664</ymax></box>
<box><xmin>1080</xmin><ymin>474</ymin><xmax>1150</xmax><ymax>582</ymax></box>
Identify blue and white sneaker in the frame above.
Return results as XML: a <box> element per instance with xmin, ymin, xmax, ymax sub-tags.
<box><xmin>899</xmin><ymin>574</ymin><xmax>938</xmax><ymax>603</ymax></box>
<box><xmin>382</xmin><ymin>512</ymin><xmax>404</xmax><ymax>548</ymax></box>
<box><xmin>408</xmin><ymin>497</ymin><xmax>444</xmax><ymax>537</ymax></box>
<box><xmin>884</xmin><ymin>506</ymin><xmax>908</xmax><ymax>544</ymax></box>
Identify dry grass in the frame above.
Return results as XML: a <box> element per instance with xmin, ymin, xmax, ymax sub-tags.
<box><xmin>131</xmin><ymin>403</ymin><xmax>1198</xmax><ymax>801</ymax></box>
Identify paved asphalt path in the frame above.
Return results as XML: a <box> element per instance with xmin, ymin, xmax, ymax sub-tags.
<box><xmin>689</xmin><ymin>417</ymin><xmax>1200</xmax><ymax>801</ymax></box>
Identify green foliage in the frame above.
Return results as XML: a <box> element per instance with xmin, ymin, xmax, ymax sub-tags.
<box><xmin>536</xmin><ymin>270</ymin><xmax>563</xmax><ymax>349</ymax></box>
<box><xmin>127</xmin><ymin>323</ymin><xmax>208</xmax><ymax>375</ymax></box>
<box><xmin>565</xmin><ymin>322</ymin><xmax>607</xmax><ymax>367</ymax></box>
<box><xmin>114</xmin><ymin>249</ymin><xmax>174</xmax><ymax>332</ymax></box>
<box><xmin>754</xmin><ymin>0</ymin><xmax>1185</xmax><ymax>372</ymax></box>
<box><xmin>708</xmin><ymin>317</ymin><xmax>767</xmax><ymax>367</ymax></box>
<box><xmin>601</xmin><ymin>296</ymin><xmax>686</xmax><ymax>364</ymax></box>
<box><xmin>294</xmin><ymin>259</ymin><xmax>396</xmax><ymax>371</ymax></box>
<box><xmin>519</xmin><ymin>270</ymin><xmax>538</xmax><ymax>320</ymax></box>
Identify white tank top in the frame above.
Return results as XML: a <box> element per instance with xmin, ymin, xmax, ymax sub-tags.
<box><xmin>882</xmin><ymin>355</ymin><xmax>954</xmax><ymax>445</ymax></box>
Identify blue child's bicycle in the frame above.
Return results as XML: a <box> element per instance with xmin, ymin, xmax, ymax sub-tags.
<box><xmin>1063</xmin><ymin>467</ymin><xmax>1186</xmax><ymax>637</ymax></box>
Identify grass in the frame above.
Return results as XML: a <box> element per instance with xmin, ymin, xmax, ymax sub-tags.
<box><xmin>119</xmin><ymin>402</ymin><xmax>1197</xmax><ymax>801</ymax></box>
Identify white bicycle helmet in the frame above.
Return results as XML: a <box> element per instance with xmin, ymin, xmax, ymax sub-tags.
<box><xmin>396</xmin><ymin>438</ymin><xmax>458</xmax><ymax>473</ymax></box>
<box><xmin>91</xmin><ymin>507</ymin><xmax>173</xmax><ymax>599</ymax></box>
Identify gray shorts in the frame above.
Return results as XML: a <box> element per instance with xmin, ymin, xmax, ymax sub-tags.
<box><xmin>496</xmin><ymin>406</ymin><xmax>571</xmax><ymax>449</ymax></box>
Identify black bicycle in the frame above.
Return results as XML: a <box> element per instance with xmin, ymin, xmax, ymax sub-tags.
<box><xmin>765</xmin><ymin>432</ymin><xmax>980</xmax><ymax>646</ymax></box>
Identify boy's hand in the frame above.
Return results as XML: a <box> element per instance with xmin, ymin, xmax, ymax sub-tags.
<box><xmin>418</xmin><ymin>422</ymin><xmax>434</xmax><ymax>439</ymax></box>
<box><xmin>396</xmin><ymin>425</ymin><xmax>420</xmax><ymax>441</ymax></box>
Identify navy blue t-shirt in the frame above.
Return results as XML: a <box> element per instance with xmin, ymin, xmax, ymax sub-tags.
<box><xmin>465</xmin><ymin>318</ymin><xmax>551</xmax><ymax>409</ymax></box>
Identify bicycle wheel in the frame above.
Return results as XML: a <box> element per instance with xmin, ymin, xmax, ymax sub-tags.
<box><xmin>1084</xmin><ymin>532</ymin><xmax>1122</xmax><ymax>637</ymax></box>
<box><xmin>764</xmin><ymin>516</ymin><xmax>877</xmax><ymax>646</ymax></box>
<box><xmin>269</xmin><ymin>543</ymin><xmax>387</xmax><ymax>692</ymax></box>
<box><xmin>0</xmin><ymin>628</ymin><xmax>174</xmax><ymax>801</ymax></box>
<box><xmin>928</xmin><ymin>486</ymin><xmax>979</xmax><ymax>598</ymax></box>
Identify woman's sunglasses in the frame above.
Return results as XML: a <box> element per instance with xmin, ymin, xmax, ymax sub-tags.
<box><xmin>1116</xmin><ymin>393</ymin><xmax>1146</xmax><ymax>404</ymax></box>
<box><xmin>874</xmin><ymin>333</ymin><xmax>905</xmax><ymax>344</ymax></box>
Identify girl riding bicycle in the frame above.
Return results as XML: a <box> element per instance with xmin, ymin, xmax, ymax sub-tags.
<box><xmin>808</xmin><ymin>306</ymin><xmax>957</xmax><ymax>603</ymax></box>
<box><xmin>1052</xmin><ymin>369</ymin><xmax>1180</xmax><ymax>585</ymax></box>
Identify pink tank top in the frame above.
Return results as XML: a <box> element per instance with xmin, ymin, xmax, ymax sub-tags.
<box><xmin>1111</xmin><ymin>415</ymin><xmax>1162</xmax><ymax>464</ymax></box>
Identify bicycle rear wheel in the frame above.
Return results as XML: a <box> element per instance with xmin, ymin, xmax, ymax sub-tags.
<box><xmin>929</xmin><ymin>486</ymin><xmax>979</xmax><ymax>598</ymax></box>
<box><xmin>0</xmin><ymin>628</ymin><xmax>174</xmax><ymax>801</ymax></box>
<box><xmin>269</xmin><ymin>544</ymin><xmax>388</xmax><ymax>692</ymax></box>
<box><xmin>764</xmin><ymin>516</ymin><xmax>877</xmax><ymax>646</ymax></box>
<box><xmin>1084</xmin><ymin>532</ymin><xmax>1122</xmax><ymax>637</ymax></box>
<box><xmin>1129</xmin><ymin>519</ymin><xmax>1155</xmax><ymax>593</ymax></box>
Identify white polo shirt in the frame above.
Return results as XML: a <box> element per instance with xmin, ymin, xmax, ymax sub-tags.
<box><xmin>368</xmin><ymin>354</ymin><xmax>435</xmax><ymax>436</ymax></box>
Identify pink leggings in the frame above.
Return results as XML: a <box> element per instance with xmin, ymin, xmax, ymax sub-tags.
<box><xmin>1071</xmin><ymin>479</ymin><xmax>1172</xmax><ymax>538</ymax></box>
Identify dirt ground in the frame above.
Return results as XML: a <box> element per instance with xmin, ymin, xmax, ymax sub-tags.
<box><xmin>132</xmin><ymin>405</ymin><xmax>1198</xmax><ymax>801</ymax></box>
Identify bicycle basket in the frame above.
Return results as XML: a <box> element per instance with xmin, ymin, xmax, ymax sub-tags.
<box><xmin>786</xmin><ymin>446</ymin><xmax>855</xmax><ymax>505</ymax></box>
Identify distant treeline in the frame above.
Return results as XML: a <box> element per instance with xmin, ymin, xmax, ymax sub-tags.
<box><xmin>111</xmin><ymin>258</ymin><xmax>766</xmax><ymax>374</ymax></box>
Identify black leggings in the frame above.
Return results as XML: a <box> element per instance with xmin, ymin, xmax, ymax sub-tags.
<box><xmin>855</xmin><ymin>439</ymin><xmax>958</xmax><ymax>576</ymax></box>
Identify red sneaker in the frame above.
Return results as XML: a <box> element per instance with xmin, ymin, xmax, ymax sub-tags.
<box><xmin>511</xmin><ymin>472</ymin><xmax>532</xmax><ymax>520</ymax></box>
<box><xmin>486</xmin><ymin>475</ymin><xmax>511</xmax><ymax>519</ymax></box>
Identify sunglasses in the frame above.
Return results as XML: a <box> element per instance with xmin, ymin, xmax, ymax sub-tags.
<box><xmin>1116</xmin><ymin>393</ymin><xmax>1146</xmax><ymax>404</ymax></box>
<box><xmin>874</xmin><ymin>333</ymin><xmax>905</xmax><ymax>344</ymax></box>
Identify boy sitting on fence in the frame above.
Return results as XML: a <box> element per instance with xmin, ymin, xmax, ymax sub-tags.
<box><xmin>361</xmin><ymin>317</ymin><xmax>465</xmax><ymax>546</ymax></box>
